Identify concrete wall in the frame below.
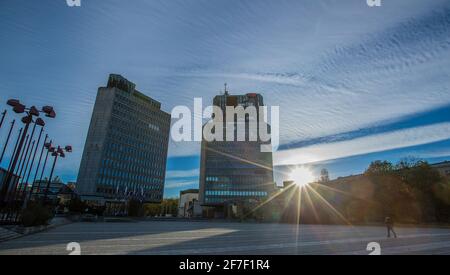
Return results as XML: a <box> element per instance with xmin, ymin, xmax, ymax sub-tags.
<box><xmin>76</xmin><ymin>87</ymin><xmax>115</xmax><ymax>195</ymax></box>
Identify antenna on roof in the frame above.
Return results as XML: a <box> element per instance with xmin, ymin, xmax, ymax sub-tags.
<box><xmin>224</xmin><ymin>83</ymin><xmax>229</xmax><ymax>96</ymax></box>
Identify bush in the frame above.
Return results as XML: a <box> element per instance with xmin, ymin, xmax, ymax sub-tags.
<box><xmin>128</xmin><ymin>199</ymin><xmax>144</xmax><ymax>217</ymax></box>
<box><xmin>21</xmin><ymin>202</ymin><xmax>54</xmax><ymax>227</ymax></box>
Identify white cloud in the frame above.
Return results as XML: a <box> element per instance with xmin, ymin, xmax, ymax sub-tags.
<box><xmin>2</xmin><ymin>0</ymin><xmax>450</xmax><ymax>181</ymax></box>
<box><xmin>165</xmin><ymin>180</ymin><xmax>198</xmax><ymax>189</ymax></box>
<box><xmin>166</xmin><ymin>169</ymin><xmax>199</xmax><ymax>179</ymax></box>
<box><xmin>274</xmin><ymin>122</ymin><xmax>450</xmax><ymax>166</ymax></box>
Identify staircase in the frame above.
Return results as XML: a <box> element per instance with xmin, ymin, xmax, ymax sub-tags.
<box><xmin>0</xmin><ymin>227</ymin><xmax>21</xmax><ymax>242</ymax></box>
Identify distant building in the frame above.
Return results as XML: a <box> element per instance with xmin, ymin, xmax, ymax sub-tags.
<box><xmin>27</xmin><ymin>177</ymin><xmax>77</xmax><ymax>206</ymax></box>
<box><xmin>199</xmin><ymin>91</ymin><xmax>275</xmax><ymax>218</ymax></box>
<box><xmin>58</xmin><ymin>184</ymin><xmax>78</xmax><ymax>205</ymax></box>
<box><xmin>31</xmin><ymin>177</ymin><xmax>65</xmax><ymax>200</ymax></box>
<box><xmin>178</xmin><ymin>189</ymin><xmax>202</xmax><ymax>218</ymax></box>
<box><xmin>77</xmin><ymin>74</ymin><xmax>171</xmax><ymax>206</ymax></box>
<box><xmin>431</xmin><ymin>161</ymin><xmax>450</xmax><ymax>178</ymax></box>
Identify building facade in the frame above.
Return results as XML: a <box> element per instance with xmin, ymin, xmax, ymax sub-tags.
<box><xmin>77</xmin><ymin>74</ymin><xmax>171</xmax><ymax>204</ymax></box>
<box><xmin>199</xmin><ymin>91</ymin><xmax>275</xmax><ymax>218</ymax></box>
<box><xmin>178</xmin><ymin>189</ymin><xmax>202</xmax><ymax>218</ymax></box>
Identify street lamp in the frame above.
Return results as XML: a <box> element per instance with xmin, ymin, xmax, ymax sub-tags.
<box><xmin>42</xmin><ymin>145</ymin><xmax>72</xmax><ymax>203</ymax></box>
<box><xmin>0</xmin><ymin>120</ymin><xmax>15</xmax><ymax>164</ymax></box>
<box><xmin>0</xmin><ymin>99</ymin><xmax>55</xmax><ymax>205</ymax></box>
<box><xmin>0</xmin><ymin>110</ymin><xmax>6</xmax><ymax>131</ymax></box>
<box><xmin>6</xmin><ymin>128</ymin><xmax>23</xmax><ymax>173</ymax></box>
<box><xmin>14</xmin><ymin>134</ymin><xmax>29</xmax><ymax>176</ymax></box>
<box><xmin>15</xmin><ymin>118</ymin><xmax>46</xmax><ymax>197</ymax></box>
<box><xmin>27</xmin><ymin>135</ymin><xmax>49</xmax><ymax>201</ymax></box>
<box><xmin>17</xmin><ymin>119</ymin><xmax>46</xmax><ymax>198</ymax></box>
<box><xmin>35</xmin><ymin>141</ymin><xmax>53</xmax><ymax>198</ymax></box>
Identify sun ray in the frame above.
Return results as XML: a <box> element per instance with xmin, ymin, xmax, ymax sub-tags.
<box><xmin>305</xmin><ymin>184</ymin><xmax>353</xmax><ymax>226</ymax></box>
<box><xmin>314</xmin><ymin>182</ymin><xmax>377</xmax><ymax>206</ymax></box>
<box><xmin>205</xmin><ymin>147</ymin><xmax>275</xmax><ymax>172</ymax></box>
<box><xmin>295</xmin><ymin>186</ymin><xmax>303</xmax><ymax>254</ymax></box>
<box><xmin>243</xmin><ymin>182</ymin><xmax>297</xmax><ymax>218</ymax></box>
<box><xmin>303</xmin><ymin>187</ymin><xmax>320</xmax><ymax>222</ymax></box>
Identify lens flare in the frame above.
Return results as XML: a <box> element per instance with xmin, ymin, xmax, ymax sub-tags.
<box><xmin>289</xmin><ymin>167</ymin><xmax>315</xmax><ymax>187</ymax></box>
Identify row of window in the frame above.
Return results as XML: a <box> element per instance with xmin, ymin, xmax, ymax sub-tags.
<box><xmin>108</xmin><ymin>127</ymin><xmax>167</xmax><ymax>159</ymax></box>
<box><xmin>109</xmin><ymin>116</ymin><xmax>168</xmax><ymax>151</ymax></box>
<box><xmin>205</xmin><ymin>190</ymin><xmax>268</xmax><ymax>197</ymax></box>
<box><xmin>96</xmin><ymin>186</ymin><xmax>162</xmax><ymax>201</ymax></box>
<box><xmin>205</xmin><ymin>184</ymin><xmax>266</xmax><ymax>190</ymax></box>
<box><xmin>204</xmin><ymin>197</ymin><xmax>226</xmax><ymax>204</ymax></box>
<box><xmin>97</xmin><ymin>169</ymin><xmax>164</xmax><ymax>186</ymax></box>
<box><xmin>95</xmin><ymin>180</ymin><xmax>163</xmax><ymax>195</ymax></box>
<box><xmin>117</xmin><ymin>88</ymin><xmax>159</xmax><ymax>107</ymax></box>
<box><xmin>113</xmin><ymin>95</ymin><xmax>170</xmax><ymax>130</ymax></box>
<box><xmin>107</xmin><ymin>142</ymin><xmax>162</xmax><ymax>162</ymax></box>
<box><xmin>205</xmin><ymin>175</ymin><xmax>271</xmax><ymax>185</ymax></box>
<box><xmin>116</xmin><ymin>91</ymin><xmax>161</xmax><ymax>115</ymax></box>
<box><xmin>104</xmin><ymin>141</ymin><xmax>165</xmax><ymax>174</ymax></box>
<box><xmin>110</xmin><ymin>108</ymin><xmax>169</xmax><ymax>139</ymax></box>
<box><xmin>204</xmin><ymin>159</ymin><xmax>272</xmax><ymax>170</ymax></box>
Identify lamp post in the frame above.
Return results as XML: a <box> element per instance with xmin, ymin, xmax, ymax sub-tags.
<box><xmin>0</xmin><ymin>110</ymin><xmax>6</xmax><ymax>130</ymax></box>
<box><xmin>14</xmin><ymin>134</ymin><xmax>29</xmax><ymax>175</ymax></box>
<box><xmin>0</xmin><ymin>99</ymin><xmax>55</xmax><ymax>205</ymax></box>
<box><xmin>25</xmin><ymin>128</ymin><xmax>44</xmax><ymax>187</ymax></box>
<box><xmin>7</xmin><ymin>128</ymin><xmax>23</xmax><ymax>173</ymax></box>
<box><xmin>43</xmin><ymin>145</ymin><xmax>72</xmax><ymax>203</ymax></box>
<box><xmin>36</xmin><ymin>142</ymin><xmax>52</xmax><ymax>198</ymax></box>
<box><xmin>0</xmin><ymin>120</ymin><xmax>15</xmax><ymax>164</ymax></box>
<box><xmin>17</xmin><ymin>140</ymin><xmax>35</xmax><ymax>196</ymax></box>
<box><xmin>25</xmin><ymin>132</ymin><xmax>47</xmax><ymax>202</ymax></box>
<box><xmin>17</xmin><ymin>119</ymin><xmax>45</xmax><ymax>199</ymax></box>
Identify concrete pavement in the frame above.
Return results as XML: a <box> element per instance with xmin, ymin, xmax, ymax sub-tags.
<box><xmin>1</xmin><ymin>221</ymin><xmax>450</xmax><ymax>255</ymax></box>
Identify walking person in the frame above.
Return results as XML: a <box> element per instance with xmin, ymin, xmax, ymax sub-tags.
<box><xmin>385</xmin><ymin>216</ymin><xmax>397</xmax><ymax>238</ymax></box>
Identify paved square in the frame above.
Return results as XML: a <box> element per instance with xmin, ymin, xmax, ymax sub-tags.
<box><xmin>1</xmin><ymin>221</ymin><xmax>450</xmax><ymax>255</ymax></box>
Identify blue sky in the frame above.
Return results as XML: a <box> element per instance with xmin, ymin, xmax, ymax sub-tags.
<box><xmin>0</xmin><ymin>0</ymin><xmax>449</xmax><ymax>198</ymax></box>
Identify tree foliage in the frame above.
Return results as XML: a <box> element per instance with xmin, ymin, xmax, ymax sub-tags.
<box><xmin>143</xmin><ymin>198</ymin><xmax>178</xmax><ymax>217</ymax></box>
<box><xmin>21</xmin><ymin>202</ymin><xmax>54</xmax><ymax>227</ymax></box>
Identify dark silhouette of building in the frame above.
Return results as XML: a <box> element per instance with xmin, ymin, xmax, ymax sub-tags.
<box><xmin>77</xmin><ymin>74</ymin><xmax>171</xmax><ymax>205</ymax></box>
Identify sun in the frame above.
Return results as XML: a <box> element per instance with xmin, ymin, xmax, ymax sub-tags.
<box><xmin>289</xmin><ymin>167</ymin><xmax>315</xmax><ymax>187</ymax></box>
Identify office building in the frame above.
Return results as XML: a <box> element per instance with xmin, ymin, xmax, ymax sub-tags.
<box><xmin>199</xmin><ymin>91</ymin><xmax>275</xmax><ymax>218</ymax></box>
<box><xmin>77</xmin><ymin>74</ymin><xmax>171</xmax><ymax>205</ymax></box>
